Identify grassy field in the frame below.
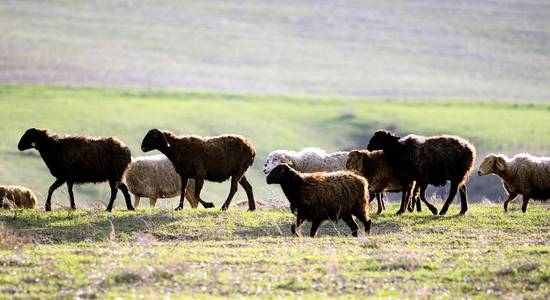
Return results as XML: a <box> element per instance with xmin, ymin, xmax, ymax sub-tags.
<box><xmin>2</xmin><ymin>85</ymin><xmax>550</xmax><ymax>208</ymax></box>
<box><xmin>0</xmin><ymin>204</ymin><xmax>549</xmax><ymax>298</ymax></box>
<box><xmin>1</xmin><ymin>0</ymin><xmax>549</xmax><ymax>100</ymax></box>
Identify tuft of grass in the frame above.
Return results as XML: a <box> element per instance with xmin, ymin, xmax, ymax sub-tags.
<box><xmin>0</xmin><ymin>203</ymin><xmax>548</xmax><ymax>298</ymax></box>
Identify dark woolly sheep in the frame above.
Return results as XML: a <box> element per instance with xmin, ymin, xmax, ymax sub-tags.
<box><xmin>367</xmin><ymin>130</ymin><xmax>475</xmax><ymax>216</ymax></box>
<box><xmin>17</xmin><ymin>128</ymin><xmax>134</xmax><ymax>211</ymax></box>
<box><xmin>0</xmin><ymin>185</ymin><xmax>37</xmax><ymax>209</ymax></box>
<box><xmin>266</xmin><ymin>164</ymin><xmax>371</xmax><ymax>237</ymax></box>
<box><xmin>346</xmin><ymin>150</ymin><xmax>437</xmax><ymax>215</ymax></box>
<box><xmin>140</xmin><ymin>129</ymin><xmax>256</xmax><ymax>211</ymax></box>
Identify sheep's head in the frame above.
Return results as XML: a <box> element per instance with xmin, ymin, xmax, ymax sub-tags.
<box><xmin>141</xmin><ymin>129</ymin><xmax>170</xmax><ymax>152</ymax></box>
<box><xmin>266</xmin><ymin>164</ymin><xmax>292</xmax><ymax>184</ymax></box>
<box><xmin>478</xmin><ymin>154</ymin><xmax>507</xmax><ymax>176</ymax></box>
<box><xmin>262</xmin><ymin>152</ymin><xmax>293</xmax><ymax>175</ymax></box>
<box><xmin>367</xmin><ymin>130</ymin><xmax>400</xmax><ymax>151</ymax></box>
<box><xmin>346</xmin><ymin>150</ymin><xmax>365</xmax><ymax>174</ymax></box>
<box><xmin>18</xmin><ymin>128</ymin><xmax>49</xmax><ymax>151</ymax></box>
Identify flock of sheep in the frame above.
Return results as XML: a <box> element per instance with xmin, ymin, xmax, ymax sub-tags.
<box><xmin>1</xmin><ymin>127</ymin><xmax>549</xmax><ymax>237</ymax></box>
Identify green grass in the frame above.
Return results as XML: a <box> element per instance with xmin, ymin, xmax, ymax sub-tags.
<box><xmin>0</xmin><ymin>203</ymin><xmax>549</xmax><ymax>298</ymax></box>
<box><xmin>1</xmin><ymin>85</ymin><xmax>550</xmax><ymax>208</ymax></box>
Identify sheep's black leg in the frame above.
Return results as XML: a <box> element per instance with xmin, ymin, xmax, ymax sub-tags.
<box><xmin>310</xmin><ymin>220</ymin><xmax>322</xmax><ymax>238</ymax></box>
<box><xmin>194</xmin><ymin>178</ymin><xmax>215</xmax><ymax>209</ymax></box>
<box><xmin>106</xmin><ymin>181</ymin><xmax>121</xmax><ymax>212</ymax></box>
<box><xmin>439</xmin><ymin>182</ymin><xmax>458</xmax><ymax>216</ymax></box>
<box><xmin>375</xmin><ymin>193</ymin><xmax>383</xmax><ymax>215</ymax></box>
<box><xmin>396</xmin><ymin>182</ymin><xmax>412</xmax><ymax>215</ymax></box>
<box><xmin>67</xmin><ymin>181</ymin><xmax>76</xmax><ymax>210</ymax></box>
<box><xmin>521</xmin><ymin>195</ymin><xmax>530</xmax><ymax>213</ymax></box>
<box><xmin>458</xmin><ymin>185</ymin><xmax>468</xmax><ymax>215</ymax></box>
<box><xmin>414</xmin><ymin>185</ymin><xmax>422</xmax><ymax>212</ymax></box>
<box><xmin>291</xmin><ymin>216</ymin><xmax>305</xmax><ymax>236</ymax></box>
<box><xmin>418</xmin><ymin>185</ymin><xmax>438</xmax><ymax>215</ymax></box>
<box><xmin>238</xmin><ymin>176</ymin><xmax>256</xmax><ymax>211</ymax></box>
<box><xmin>45</xmin><ymin>179</ymin><xmax>65</xmax><ymax>211</ymax></box>
<box><xmin>342</xmin><ymin>215</ymin><xmax>359</xmax><ymax>237</ymax></box>
<box><xmin>221</xmin><ymin>176</ymin><xmax>239</xmax><ymax>211</ymax></box>
<box><xmin>176</xmin><ymin>177</ymin><xmax>189</xmax><ymax>210</ymax></box>
<box><xmin>117</xmin><ymin>182</ymin><xmax>134</xmax><ymax>211</ymax></box>
<box><xmin>503</xmin><ymin>192</ymin><xmax>518</xmax><ymax>212</ymax></box>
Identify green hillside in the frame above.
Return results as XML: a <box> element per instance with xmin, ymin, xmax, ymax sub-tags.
<box><xmin>1</xmin><ymin>85</ymin><xmax>550</xmax><ymax>209</ymax></box>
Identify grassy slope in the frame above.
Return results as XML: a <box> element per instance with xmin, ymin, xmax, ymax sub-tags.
<box><xmin>1</xmin><ymin>1</ymin><xmax>550</xmax><ymax>100</ymax></box>
<box><xmin>0</xmin><ymin>204</ymin><xmax>549</xmax><ymax>298</ymax></box>
<box><xmin>2</xmin><ymin>85</ymin><xmax>550</xmax><ymax>208</ymax></box>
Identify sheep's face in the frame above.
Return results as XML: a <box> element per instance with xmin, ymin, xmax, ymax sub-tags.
<box><xmin>18</xmin><ymin>128</ymin><xmax>48</xmax><ymax>151</ymax></box>
<box><xmin>346</xmin><ymin>151</ymin><xmax>364</xmax><ymax>174</ymax></box>
<box><xmin>141</xmin><ymin>129</ymin><xmax>170</xmax><ymax>152</ymax></box>
<box><xmin>262</xmin><ymin>154</ymin><xmax>292</xmax><ymax>175</ymax></box>
<box><xmin>367</xmin><ymin>130</ymin><xmax>400</xmax><ymax>151</ymax></box>
<box><xmin>266</xmin><ymin>164</ymin><xmax>291</xmax><ymax>184</ymax></box>
<box><xmin>478</xmin><ymin>154</ymin><xmax>506</xmax><ymax>176</ymax></box>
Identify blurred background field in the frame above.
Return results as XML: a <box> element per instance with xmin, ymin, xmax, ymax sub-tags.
<box><xmin>1</xmin><ymin>0</ymin><xmax>550</xmax><ymax>100</ymax></box>
<box><xmin>1</xmin><ymin>85</ymin><xmax>550</xmax><ymax>208</ymax></box>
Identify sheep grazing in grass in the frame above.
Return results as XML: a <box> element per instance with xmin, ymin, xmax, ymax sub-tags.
<box><xmin>262</xmin><ymin>148</ymin><xmax>348</xmax><ymax>175</ymax></box>
<box><xmin>478</xmin><ymin>153</ymin><xmax>550</xmax><ymax>212</ymax></box>
<box><xmin>346</xmin><ymin>150</ymin><xmax>437</xmax><ymax>215</ymax></box>
<box><xmin>141</xmin><ymin>129</ymin><xmax>256</xmax><ymax>211</ymax></box>
<box><xmin>17</xmin><ymin>128</ymin><xmax>134</xmax><ymax>212</ymax></box>
<box><xmin>124</xmin><ymin>155</ymin><xmax>198</xmax><ymax>208</ymax></box>
<box><xmin>367</xmin><ymin>130</ymin><xmax>475</xmax><ymax>216</ymax></box>
<box><xmin>0</xmin><ymin>185</ymin><xmax>37</xmax><ymax>209</ymax></box>
<box><xmin>266</xmin><ymin>164</ymin><xmax>371</xmax><ymax>237</ymax></box>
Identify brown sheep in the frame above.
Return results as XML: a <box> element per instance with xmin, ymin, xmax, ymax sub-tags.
<box><xmin>0</xmin><ymin>185</ymin><xmax>37</xmax><ymax>209</ymax></box>
<box><xmin>367</xmin><ymin>130</ymin><xmax>475</xmax><ymax>216</ymax></box>
<box><xmin>346</xmin><ymin>150</ymin><xmax>438</xmax><ymax>215</ymax></box>
<box><xmin>266</xmin><ymin>164</ymin><xmax>371</xmax><ymax>237</ymax></box>
<box><xmin>141</xmin><ymin>129</ymin><xmax>256</xmax><ymax>211</ymax></box>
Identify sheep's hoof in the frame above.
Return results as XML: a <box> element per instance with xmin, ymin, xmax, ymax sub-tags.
<box><xmin>203</xmin><ymin>202</ymin><xmax>215</xmax><ymax>209</ymax></box>
<box><xmin>395</xmin><ymin>209</ymin><xmax>404</xmax><ymax>215</ymax></box>
<box><xmin>438</xmin><ymin>211</ymin><xmax>447</xmax><ymax>216</ymax></box>
<box><xmin>458</xmin><ymin>210</ymin><xmax>467</xmax><ymax>216</ymax></box>
<box><xmin>174</xmin><ymin>206</ymin><xmax>184</xmax><ymax>211</ymax></box>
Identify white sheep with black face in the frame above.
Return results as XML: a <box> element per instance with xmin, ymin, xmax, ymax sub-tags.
<box><xmin>262</xmin><ymin>147</ymin><xmax>349</xmax><ymax>175</ymax></box>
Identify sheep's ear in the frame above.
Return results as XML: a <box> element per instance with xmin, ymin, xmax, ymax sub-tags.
<box><xmin>159</xmin><ymin>131</ymin><xmax>170</xmax><ymax>148</ymax></box>
<box><xmin>495</xmin><ymin>156</ymin><xmax>506</xmax><ymax>171</ymax></box>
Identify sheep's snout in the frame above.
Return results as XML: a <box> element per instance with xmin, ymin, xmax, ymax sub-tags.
<box><xmin>477</xmin><ymin>171</ymin><xmax>481</xmax><ymax>176</ymax></box>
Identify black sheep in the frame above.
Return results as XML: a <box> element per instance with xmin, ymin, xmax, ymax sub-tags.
<box><xmin>367</xmin><ymin>130</ymin><xmax>475</xmax><ymax>215</ymax></box>
<box><xmin>17</xmin><ymin>128</ymin><xmax>134</xmax><ymax>211</ymax></box>
<box><xmin>140</xmin><ymin>129</ymin><xmax>256</xmax><ymax>211</ymax></box>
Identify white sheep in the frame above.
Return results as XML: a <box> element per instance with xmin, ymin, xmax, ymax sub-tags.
<box><xmin>124</xmin><ymin>155</ymin><xmax>197</xmax><ymax>208</ymax></box>
<box><xmin>478</xmin><ymin>153</ymin><xmax>550</xmax><ymax>212</ymax></box>
<box><xmin>262</xmin><ymin>147</ymin><xmax>349</xmax><ymax>174</ymax></box>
